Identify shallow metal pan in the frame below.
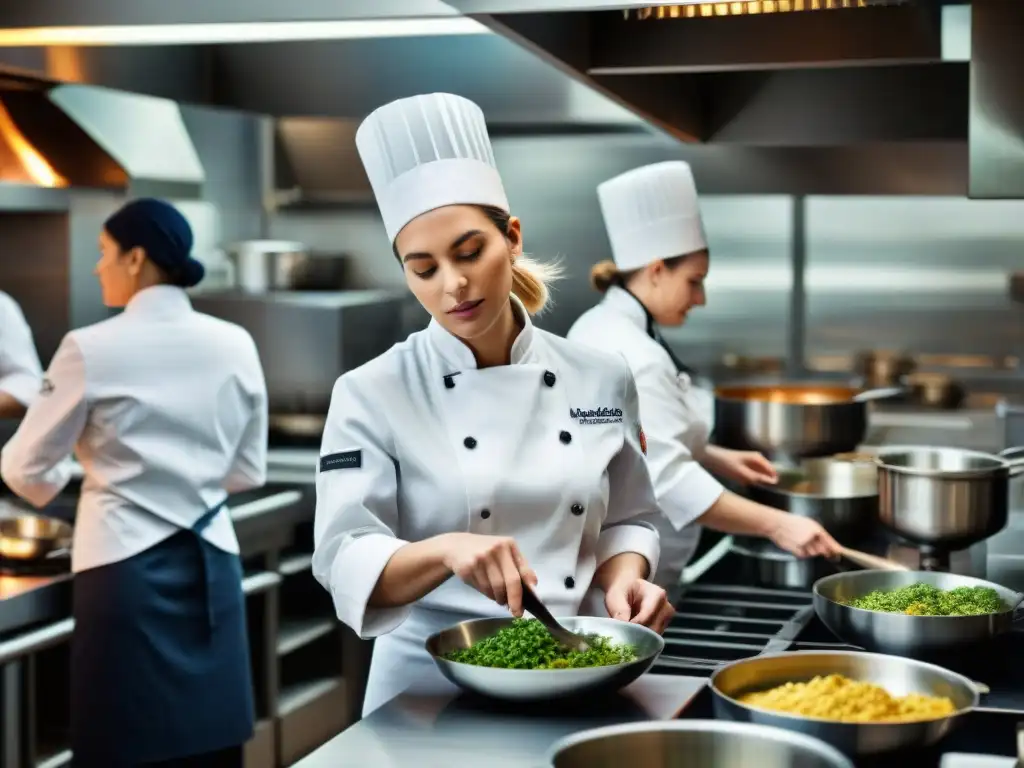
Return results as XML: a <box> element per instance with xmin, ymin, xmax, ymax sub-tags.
<box><xmin>812</xmin><ymin>569</ymin><xmax>1023</xmax><ymax>657</ymax></box>
<box><xmin>425</xmin><ymin>616</ymin><xmax>664</xmax><ymax>703</ymax></box>
<box><xmin>0</xmin><ymin>512</ymin><xmax>72</xmax><ymax>561</ymax></box>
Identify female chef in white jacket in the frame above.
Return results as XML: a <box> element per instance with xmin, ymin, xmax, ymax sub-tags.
<box><xmin>568</xmin><ymin>161</ymin><xmax>841</xmax><ymax>596</ymax></box>
<box><xmin>313</xmin><ymin>93</ymin><xmax>673</xmax><ymax>716</ymax></box>
<box><xmin>0</xmin><ymin>290</ymin><xmax>43</xmax><ymax>418</ymax></box>
<box><xmin>1</xmin><ymin>198</ymin><xmax>267</xmax><ymax>768</ymax></box>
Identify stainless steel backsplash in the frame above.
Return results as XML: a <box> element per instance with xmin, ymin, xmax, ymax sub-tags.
<box><xmin>269</xmin><ymin>133</ymin><xmax>1024</xmax><ymax>378</ymax></box>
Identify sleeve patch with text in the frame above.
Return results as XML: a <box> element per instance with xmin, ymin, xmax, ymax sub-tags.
<box><xmin>320</xmin><ymin>450</ymin><xmax>363</xmax><ymax>472</ymax></box>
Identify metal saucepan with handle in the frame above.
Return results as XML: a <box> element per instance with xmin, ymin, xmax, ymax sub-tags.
<box><xmin>0</xmin><ymin>511</ymin><xmax>73</xmax><ymax>560</ymax></box>
<box><xmin>546</xmin><ymin>720</ymin><xmax>854</xmax><ymax>768</ymax></box>
<box><xmin>812</xmin><ymin>569</ymin><xmax>1023</xmax><ymax>657</ymax></box>
<box><xmin>874</xmin><ymin>445</ymin><xmax>1024</xmax><ymax>549</ymax></box>
<box><xmin>713</xmin><ymin>383</ymin><xmax>903</xmax><ymax>461</ymax></box>
<box><xmin>709</xmin><ymin>650</ymin><xmax>982</xmax><ymax>755</ymax></box>
<box><xmin>746</xmin><ymin>456</ymin><xmax>879</xmax><ymax>545</ymax></box>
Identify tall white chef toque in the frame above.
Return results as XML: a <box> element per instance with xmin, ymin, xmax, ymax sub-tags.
<box><xmin>355</xmin><ymin>92</ymin><xmax>510</xmax><ymax>244</ymax></box>
<box><xmin>597</xmin><ymin>160</ymin><xmax>708</xmax><ymax>272</ymax></box>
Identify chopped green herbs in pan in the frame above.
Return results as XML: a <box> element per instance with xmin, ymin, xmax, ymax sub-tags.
<box><xmin>844</xmin><ymin>583</ymin><xmax>1005</xmax><ymax>616</ymax></box>
<box><xmin>443</xmin><ymin>618</ymin><xmax>638</xmax><ymax>669</ymax></box>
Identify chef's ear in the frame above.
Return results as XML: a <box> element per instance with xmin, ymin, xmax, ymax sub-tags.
<box><xmin>505</xmin><ymin>216</ymin><xmax>523</xmax><ymax>259</ymax></box>
<box><xmin>646</xmin><ymin>258</ymin><xmax>667</xmax><ymax>284</ymax></box>
<box><xmin>125</xmin><ymin>246</ymin><xmax>146</xmax><ymax>276</ymax></box>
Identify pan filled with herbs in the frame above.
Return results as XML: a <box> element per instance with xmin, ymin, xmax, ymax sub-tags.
<box><xmin>426</xmin><ymin>616</ymin><xmax>664</xmax><ymax>702</ymax></box>
<box><xmin>813</xmin><ymin>569</ymin><xmax>1023</xmax><ymax>657</ymax></box>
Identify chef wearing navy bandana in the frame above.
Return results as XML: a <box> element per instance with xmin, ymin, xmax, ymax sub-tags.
<box><xmin>2</xmin><ymin>198</ymin><xmax>267</xmax><ymax>767</ymax></box>
<box><xmin>312</xmin><ymin>93</ymin><xmax>673</xmax><ymax>716</ymax></box>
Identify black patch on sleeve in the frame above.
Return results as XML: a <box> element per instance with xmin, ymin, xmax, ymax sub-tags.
<box><xmin>320</xmin><ymin>450</ymin><xmax>363</xmax><ymax>472</ymax></box>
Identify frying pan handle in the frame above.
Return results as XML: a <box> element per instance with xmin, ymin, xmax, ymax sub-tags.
<box><xmin>998</xmin><ymin>446</ymin><xmax>1024</xmax><ymax>476</ymax></box>
<box><xmin>852</xmin><ymin>386</ymin><xmax>907</xmax><ymax>403</ymax></box>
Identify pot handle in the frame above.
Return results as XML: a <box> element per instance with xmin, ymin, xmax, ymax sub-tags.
<box><xmin>998</xmin><ymin>446</ymin><xmax>1024</xmax><ymax>476</ymax></box>
<box><xmin>853</xmin><ymin>386</ymin><xmax>906</xmax><ymax>403</ymax></box>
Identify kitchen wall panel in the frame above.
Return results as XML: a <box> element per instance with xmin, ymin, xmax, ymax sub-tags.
<box><xmin>270</xmin><ymin>134</ymin><xmax>1024</xmax><ymax>377</ymax></box>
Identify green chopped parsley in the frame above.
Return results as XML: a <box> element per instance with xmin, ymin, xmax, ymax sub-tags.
<box><xmin>442</xmin><ymin>618</ymin><xmax>638</xmax><ymax>670</ymax></box>
<box><xmin>844</xmin><ymin>583</ymin><xmax>1005</xmax><ymax>616</ymax></box>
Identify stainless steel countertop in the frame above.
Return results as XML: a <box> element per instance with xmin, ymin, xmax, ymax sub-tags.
<box><xmin>292</xmin><ymin>674</ymin><xmax>707</xmax><ymax>768</ymax></box>
<box><xmin>0</xmin><ymin>489</ymin><xmax>303</xmax><ymax>604</ymax></box>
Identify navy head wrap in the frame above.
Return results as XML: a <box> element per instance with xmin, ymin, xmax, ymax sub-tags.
<box><xmin>103</xmin><ymin>198</ymin><xmax>205</xmax><ymax>288</ymax></box>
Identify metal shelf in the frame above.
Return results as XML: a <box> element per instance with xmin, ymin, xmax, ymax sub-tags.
<box><xmin>277</xmin><ymin>617</ymin><xmax>336</xmax><ymax>657</ymax></box>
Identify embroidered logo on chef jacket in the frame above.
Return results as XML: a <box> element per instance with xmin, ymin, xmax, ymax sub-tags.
<box><xmin>319</xmin><ymin>450</ymin><xmax>362</xmax><ymax>472</ymax></box>
<box><xmin>569</xmin><ymin>406</ymin><xmax>623</xmax><ymax>425</ymax></box>
<box><xmin>39</xmin><ymin>377</ymin><xmax>54</xmax><ymax>396</ymax></box>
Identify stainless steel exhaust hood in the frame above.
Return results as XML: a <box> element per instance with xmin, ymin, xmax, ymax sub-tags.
<box><xmin>0</xmin><ymin>72</ymin><xmax>204</xmax><ymax>199</ymax></box>
<box><xmin>272</xmin><ymin>118</ymin><xmax>373</xmax><ymax>208</ymax></box>
<box><xmin>445</xmin><ymin>0</ymin><xmax>1024</xmax><ymax>198</ymax></box>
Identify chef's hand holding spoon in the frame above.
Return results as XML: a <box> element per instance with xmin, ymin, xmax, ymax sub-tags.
<box><xmin>769</xmin><ymin>515</ymin><xmax>843</xmax><ymax>559</ymax></box>
<box><xmin>442</xmin><ymin>533</ymin><xmax>538</xmax><ymax>617</ymax></box>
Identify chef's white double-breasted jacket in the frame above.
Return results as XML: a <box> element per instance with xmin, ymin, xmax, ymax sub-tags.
<box><xmin>568</xmin><ymin>286</ymin><xmax>725</xmax><ymax>590</ymax></box>
<box><xmin>312</xmin><ymin>295</ymin><xmax>663</xmax><ymax>713</ymax></box>
<box><xmin>1</xmin><ymin>286</ymin><xmax>268</xmax><ymax>572</ymax></box>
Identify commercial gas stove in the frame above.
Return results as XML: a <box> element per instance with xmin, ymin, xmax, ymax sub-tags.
<box><xmin>654</xmin><ymin>548</ymin><xmax>1024</xmax><ymax>766</ymax></box>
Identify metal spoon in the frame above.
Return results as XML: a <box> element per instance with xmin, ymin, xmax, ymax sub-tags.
<box><xmin>520</xmin><ymin>582</ymin><xmax>591</xmax><ymax>652</ymax></box>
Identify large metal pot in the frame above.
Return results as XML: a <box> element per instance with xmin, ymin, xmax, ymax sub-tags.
<box><xmin>747</xmin><ymin>457</ymin><xmax>878</xmax><ymax>544</ymax></box>
<box><xmin>709</xmin><ymin>650</ymin><xmax>981</xmax><ymax>755</ymax></box>
<box><xmin>875</xmin><ymin>446</ymin><xmax>1024</xmax><ymax>550</ymax></box>
<box><xmin>546</xmin><ymin>721</ymin><xmax>853</xmax><ymax>768</ymax></box>
<box><xmin>713</xmin><ymin>384</ymin><xmax>899</xmax><ymax>461</ymax></box>
<box><xmin>228</xmin><ymin>240</ymin><xmax>349</xmax><ymax>292</ymax></box>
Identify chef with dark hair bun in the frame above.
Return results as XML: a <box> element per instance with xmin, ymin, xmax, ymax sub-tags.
<box><xmin>2</xmin><ymin>198</ymin><xmax>267</xmax><ymax>768</ymax></box>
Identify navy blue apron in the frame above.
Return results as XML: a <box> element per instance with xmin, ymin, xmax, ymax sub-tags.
<box><xmin>70</xmin><ymin>501</ymin><xmax>255</xmax><ymax>767</ymax></box>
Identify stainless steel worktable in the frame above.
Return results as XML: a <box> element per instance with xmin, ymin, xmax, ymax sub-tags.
<box><xmin>293</xmin><ymin>673</ymin><xmax>707</xmax><ymax>768</ymax></box>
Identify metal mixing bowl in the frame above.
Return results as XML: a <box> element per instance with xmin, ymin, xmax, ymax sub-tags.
<box><xmin>425</xmin><ymin>616</ymin><xmax>664</xmax><ymax>703</ymax></box>
<box><xmin>710</xmin><ymin>650</ymin><xmax>980</xmax><ymax>755</ymax></box>
<box><xmin>813</xmin><ymin>569</ymin><xmax>1023</xmax><ymax>657</ymax></box>
<box><xmin>547</xmin><ymin>720</ymin><xmax>854</xmax><ymax>768</ymax></box>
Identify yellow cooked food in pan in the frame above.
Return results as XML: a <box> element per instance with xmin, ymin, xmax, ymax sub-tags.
<box><xmin>737</xmin><ymin>674</ymin><xmax>957</xmax><ymax>723</ymax></box>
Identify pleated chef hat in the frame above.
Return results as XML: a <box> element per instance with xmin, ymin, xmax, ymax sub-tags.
<box><xmin>355</xmin><ymin>93</ymin><xmax>510</xmax><ymax>243</ymax></box>
<box><xmin>597</xmin><ymin>160</ymin><xmax>708</xmax><ymax>272</ymax></box>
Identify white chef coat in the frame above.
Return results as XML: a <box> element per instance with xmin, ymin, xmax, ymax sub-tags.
<box><xmin>0</xmin><ymin>290</ymin><xmax>43</xmax><ymax>406</ymax></box>
<box><xmin>313</xmin><ymin>295</ymin><xmax>662</xmax><ymax>715</ymax></box>
<box><xmin>567</xmin><ymin>286</ymin><xmax>725</xmax><ymax>591</ymax></box>
<box><xmin>0</xmin><ymin>285</ymin><xmax>268</xmax><ymax>573</ymax></box>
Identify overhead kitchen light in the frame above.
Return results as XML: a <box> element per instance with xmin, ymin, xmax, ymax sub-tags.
<box><xmin>0</xmin><ymin>17</ymin><xmax>491</xmax><ymax>47</ymax></box>
<box><xmin>628</xmin><ymin>0</ymin><xmax>907</xmax><ymax>19</ymax></box>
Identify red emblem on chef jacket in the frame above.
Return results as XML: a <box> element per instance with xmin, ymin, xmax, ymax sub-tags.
<box><xmin>638</xmin><ymin>424</ymin><xmax>647</xmax><ymax>455</ymax></box>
